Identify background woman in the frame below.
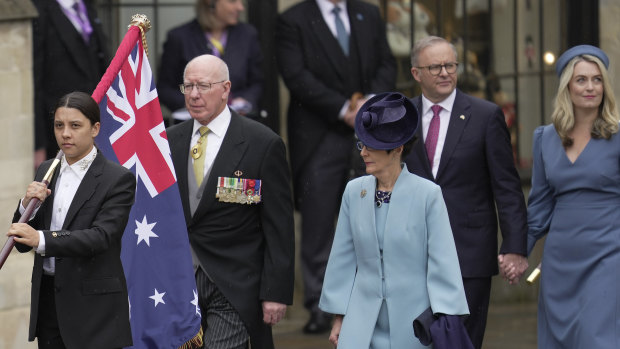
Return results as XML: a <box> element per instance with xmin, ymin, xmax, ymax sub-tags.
<box><xmin>319</xmin><ymin>92</ymin><xmax>469</xmax><ymax>348</ymax></box>
<box><xmin>526</xmin><ymin>45</ymin><xmax>620</xmax><ymax>348</ymax></box>
<box><xmin>158</xmin><ymin>0</ymin><xmax>263</xmax><ymax>122</ymax></box>
<box><xmin>8</xmin><ymin>91</ymin><xmax>136</xmax><ymax>348</ymax></box>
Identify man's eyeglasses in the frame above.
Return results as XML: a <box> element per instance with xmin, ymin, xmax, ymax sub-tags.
<box><xmin>179</xmin><ymin>81</ymin><xmax>226</xmax><ymax>94</ymax></box>
<box><xmin>416</xmin><ymin>62</ymin><xmax>458</xmax><ymax>76</ymax></box>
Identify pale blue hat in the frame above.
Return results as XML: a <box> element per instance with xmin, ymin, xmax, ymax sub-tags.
<box><xmin>556</xmin><ymin>45</ymin><xmax>609</xmax><ymax>76</ymax></box>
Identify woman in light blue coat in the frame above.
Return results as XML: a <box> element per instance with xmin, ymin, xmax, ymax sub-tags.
<box><xmin>319</xmin><ymin>92</ymin><xmax>469</xmax><ymax>348</ymax></box>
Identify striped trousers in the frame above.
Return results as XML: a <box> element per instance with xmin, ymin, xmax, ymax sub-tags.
<box><xmin>196</xmin><ymin>268</ymin><xmax>249</xmax><ymax>349</ymax></box>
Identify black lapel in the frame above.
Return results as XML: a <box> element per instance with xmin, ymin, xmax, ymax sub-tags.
<box><xmin>48</xmin><ymin>1</ymin><xmax>91</xmax><ymax>77</ymax></box>
<box><xmin>189</xmin><ymin>19</ymin><xmax>212</xmax><ymax>55</ymax></box>
<box><xmin>62</xmin><ymin>152</ymin><xmax>104</xmax><ymax>229</ymax></box>
<box><xmin>307</xmin><ymin>1</ymin><xmax>348</xmax><ymax>81</ymax></box>
<box><xmin>348</xmin><ymin>0</ymin><xmax>368</xmax><ymax>73</ymax></box>
<box><xmin>411</xmin><ymin>96</ymin><xmax>434</xmax><ymax>178</ymax></box>
<box><xmin>85</xmin><ymin>1</ymin><xmax>109</xmax><ymax>63</ymax></box>
<box><xmin>436</xmin><ymin>90</ymin><xmax>470</xmax><ymax>180</ymax></box>
<box><xmin>169</xmin><ymin>121</ymin><xmax>194</xmax><ymax>224</ymax></box>
<box><xmin>191</xmin><ymin>111</ymin><xmax>248</xmax><ymax>222</ymax></box>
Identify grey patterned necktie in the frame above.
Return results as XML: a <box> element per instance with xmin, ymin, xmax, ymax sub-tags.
<box><xmin>332</xmin><ymin>6</ymin><xmax>349</xmax><ymax>56</ymax></box>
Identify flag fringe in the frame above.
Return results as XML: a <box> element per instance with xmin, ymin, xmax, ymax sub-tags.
<box><xmin>177</xmin><ymin>327</ymin><xmax>203</xmax><ymax>349</ymax></box>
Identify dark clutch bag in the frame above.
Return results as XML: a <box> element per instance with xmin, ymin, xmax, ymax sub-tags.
<box><xmin>413</xmin><ymin>307</ymin><xmax>474</xmax><ymax>349</ymax></box>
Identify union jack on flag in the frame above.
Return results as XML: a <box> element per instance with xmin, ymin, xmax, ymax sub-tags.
<box><xmin>95</xmin><ymin>40</ymin><xmax>202</xmax><ymax>348</ymax></box>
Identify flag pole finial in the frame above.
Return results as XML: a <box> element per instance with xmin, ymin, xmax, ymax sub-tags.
<box><xmin>128</xmin><ymin>14</ymin><xmax>151</xmax><ymax>56</ymax></box>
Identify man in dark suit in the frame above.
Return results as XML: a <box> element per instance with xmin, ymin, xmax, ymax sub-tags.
<box><xmin>166</xmin><ymin>54</ymin><xmax>295</xmax><ymax>349</ymax></box>
<box><xmin>9</xmin><ymin>92</ymin><xmax>135</xmax><ymax>349</ymax></box>
<box><xmin>276</xmin><ymin>0</ymin><xmax>396</xmax><ymax>334</ymax></box>
<box><xmin>403</xmin><ymin>36</ymin><xmax>529</xmax><ymax>349</ymax></box>
<box><xmin>32</xmin><ymin>0</ymin><xmax>109</xmax><ymax>167</ymax></box>
<box><xmin>158</xmin><ymin>0</ymin><xmax>263</xmax><ymax>122</ymax></box>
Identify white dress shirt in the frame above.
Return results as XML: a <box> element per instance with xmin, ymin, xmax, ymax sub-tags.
<box><xmin>421</xmin><ymin>89</ymin><xmax>457</xmax><ymax>178</ymax></box>
<box><xmin>190</xmin><ymin>106</ymin><xmax>232</xmax><ymax>181</ymax></box>
<box><xmin>316</xmin><ymin>0</ymin><xmax>353</xmax><ymax>118</ymax></box>
<box><xmin>316</xmin><ymin>0</ymin><xmax>350</xmax><ymax>37</ymax></box>
<box><xmin>21</xmin><ymin>147</ymin><xmax>98</xmax><ymax>275</ymax></box>
<box><xmin>56</xmin><ymin>0</ymin><xmax>90</xmax><ymax>36</ymax></box>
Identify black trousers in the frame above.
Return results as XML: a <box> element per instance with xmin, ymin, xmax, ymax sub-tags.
<box><xmin>462</xmin><ymin>277</ymin><xmax>492</xmax><ymax>349</ymax></box>
<box><xmin>37</xmin><ymin>275</ymin><xmax>65</xmax><ymax>349</ymax></box>
<box><xmin>298</xmin><ymin>131</ymin><xmax>354</xmax><ymax>313</ymax></box>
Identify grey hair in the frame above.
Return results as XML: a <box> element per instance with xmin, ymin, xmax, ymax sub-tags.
<box><xmin>410</xmin><ymin>36</ymin><xmax>458</xmax><ymax>67</ymax></box>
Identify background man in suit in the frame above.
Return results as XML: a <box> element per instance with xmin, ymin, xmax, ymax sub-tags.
<box><xmin>33</xmin><ymin>0</ymin><xmax>109</xmax><ymax>167</ymax></box>
<box><xmin>8</xmin><ymin>92</ymin><xmax>135</xmax><ymax>349</ymax></box>
<box><xmin>403</xmin><ymin>36</ymin><xmax>529</xmax><ymax>349</ymax></box>
<box><xmin>276</xmin><ymin>0</ymin><xmax>396</xmax><ymax>334</ymax></box>
<box><xmin>166</xmin><ymin>55</ymin><xmax>295</xmax><ymax>349</ymax></box>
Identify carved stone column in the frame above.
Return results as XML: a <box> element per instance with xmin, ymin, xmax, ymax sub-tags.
<box><xmin>0</xmin><ymin>1</ymin><xmax>38</xmax><ymax>348</ymax></box>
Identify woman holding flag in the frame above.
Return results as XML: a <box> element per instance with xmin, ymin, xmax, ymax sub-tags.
<box><xmin>7</xmin><ymin>91</ymin><xmax>135</xmax><ymax>349</ymax></box>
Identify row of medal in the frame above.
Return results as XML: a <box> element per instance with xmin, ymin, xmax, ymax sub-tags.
<box><xmin>216</xmin><ymin>176</ymin><xmax>262</xmax><ymax>204</ymax></box>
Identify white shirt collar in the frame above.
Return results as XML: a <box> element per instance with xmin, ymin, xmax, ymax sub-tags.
<box><xmin>192</xmin><ymin>106</ymin><xmax>232</xmax><ymax>139</ymax></box>
<box><xmin>56</xmin><ymin>0</ymin><xmax>79</xmax><ymax>10</ymax></box>
<box><xmin>60</xmin><ymin>146</ymin><xmax>98</xmax><ymax>180</ymax></box>
<box><xmin>421</xmin><ymin>89</ymin><xmax>457</xmax><ymax>116</ymax></box>
<box><xmin>316</xmin><ymin>0</ymin><xmax>347</xmax><ymax>17</ymax></box>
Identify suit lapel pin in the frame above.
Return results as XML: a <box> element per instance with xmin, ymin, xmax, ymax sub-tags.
<box><xmin>357</xmin><ymin>13</ymin><xmax>363</xmax><ymax>21</ymax></box>
<box><xmin>460</xmin><ymin>115</ymin><xmax>465</xmax><ymax>120</ymax></box>
<box><xmin>361</xmin><ymin>189</ymin><xmax>367</xmax><ymax>198</ymax></box>
<box><xmin>234</xmin><ymin>170</ymin><xmax>243</xmax><ymax>177</ymax></box>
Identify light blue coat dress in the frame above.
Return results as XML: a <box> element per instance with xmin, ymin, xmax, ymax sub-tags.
<box><xmin>319</xmin><ymin>165</ymin><xmax>469</xmax><ymax>348</ymax></box>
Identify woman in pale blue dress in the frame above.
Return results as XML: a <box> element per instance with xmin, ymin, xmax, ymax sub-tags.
<box><xmin>526</xmin><ymin>45</ymin><xmax>620</xmax><ymax>348</ymax></box>
<box><xmin>319</xmin><ymin>92</ymin><xmax>470</xmax><ymax>348</ymax></box>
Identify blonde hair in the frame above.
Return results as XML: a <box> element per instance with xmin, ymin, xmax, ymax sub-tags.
<box><xmin>196</xmin><ymin>0</ymin><xmax>217</xmax><ymax>31</ymax></box>
<box><xmin>551</xmin><ymin>54</ymin><xmax>619</xmax><ymax>147</ymax></box>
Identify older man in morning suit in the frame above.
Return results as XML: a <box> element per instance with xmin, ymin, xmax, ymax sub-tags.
<box><xmin>403</xmin><ymin>36</ymin><xmax>529</xmax><ymax>349</ymax></box>
<box><xmin>166</xmin><ymin>55</ymin><xmax>295</xmax><ymax>349</ymax></box>
<box><xmin>276</xmin><ymin>0</ymin><xmax>396</xmax><ymax>334</ymax></box>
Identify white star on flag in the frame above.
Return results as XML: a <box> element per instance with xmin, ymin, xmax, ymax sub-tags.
<box><xmin>191</xmin><ymin>289</ymin><xmax>201</xmax><ymax>316</ymax></box>
<box><xmin>135</xmin><ymin>215</ymin><xmax>158</xmax><ymax>246</ymax></box>
<box><xmin>149</xmin><ymin>288</ymin><xmax>166</xmax><ymax>307</ymax></box>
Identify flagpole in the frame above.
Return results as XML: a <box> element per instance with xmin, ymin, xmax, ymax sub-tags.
<box><xmin>0</xmin><ymin>150</ymin><xmax>64</xmax><ymax>270</ymax></box>
<box><xmin>91</xmin><ymin>14</ymin><xmax>151</xmax><ymax>104</ymax></box>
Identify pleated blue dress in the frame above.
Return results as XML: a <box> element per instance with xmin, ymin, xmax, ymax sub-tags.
<box><xmin>527</xmin><ymin>125</ymin><xmax>620</xmax><ymax>348</ymax></box>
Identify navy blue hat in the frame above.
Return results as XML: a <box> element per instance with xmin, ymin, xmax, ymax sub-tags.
<box><xmin>355</xmin><ymin>92</ymin><xmax>419</xmax><ymax>150</ymax></box>
<box><xmin>556</xmin><ymin>45</ymin><xmax>609</xmax><ymax>77</ymax></box>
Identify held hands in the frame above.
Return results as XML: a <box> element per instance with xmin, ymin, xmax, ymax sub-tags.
<box><xmin>22</xmin><ymin>181</ymin><xmax>51</xmax><ymax>208</ymax></box>
<box><xmin>329</xmin><ymin>315</ymin><xmax>343</xmax><ymax>347</ymax></box>
<box><xmin>498</xmin><ymin>253</ymin><xmax>529</xmax><ymax>285</ymax></box>
<box><xmin>262</xmin><ymin>301</ymin><xmax>287</xmax><ymax>326</ymax></box>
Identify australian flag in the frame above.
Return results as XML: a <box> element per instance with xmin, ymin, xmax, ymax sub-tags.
<box><xmin>95</xmin><ymin>40</ymin><xmax>202</xmax><ymax>348</ymax></box>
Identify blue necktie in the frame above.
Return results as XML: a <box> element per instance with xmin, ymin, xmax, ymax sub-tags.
<box><xmin>332</xmin><ymin>6</ymin><xmax>349</xmax><ymax>56</ymax></box>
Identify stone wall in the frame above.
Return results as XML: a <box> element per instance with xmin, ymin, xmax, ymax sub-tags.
<box><xmin>0</xmin><ymin>1</ymin><xmax>38</xmax><ymax>348</ymax></box>
<box><xmin>600</xmin><ymin>0</ymin><xmax>620</xmax><ymax>107</ymax></box>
